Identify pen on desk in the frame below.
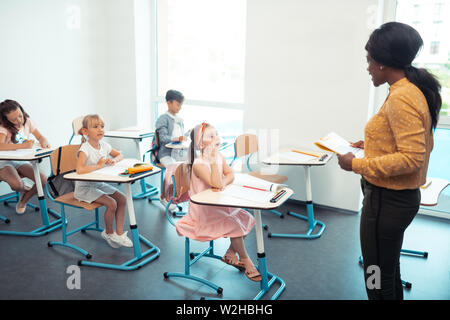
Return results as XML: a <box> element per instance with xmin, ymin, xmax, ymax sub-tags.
<box><xmin>319</xmin><ymin>154</ymin><xmax>328</xmax><ymax>162</ymax></box>
<box><xmin>243</xmin><ymin>185</ymin><xmax>269</xmax><ymax>192</ymax></box>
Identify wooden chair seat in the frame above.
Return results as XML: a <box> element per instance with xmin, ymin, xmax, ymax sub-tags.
<box><xmin>54</xmin><ymin>192</ymin><xmax>102</xmax><ymax>211</ymax></box>
<box><xmin>248</xmin><ymin>171</ymin><xmax>288</xmax><ymax>184</ymax></box>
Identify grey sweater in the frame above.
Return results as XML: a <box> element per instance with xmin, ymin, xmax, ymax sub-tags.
<box><xmin>155</xmin><ymin>113</ymin><xmax>185</xmax><ymax>159</ymax></box>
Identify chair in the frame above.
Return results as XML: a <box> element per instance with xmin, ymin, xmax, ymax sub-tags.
<box><xmin>161</xmin><ymin>162</ymin><xmax>189</xmax><ymax>220</ymax></box>
<box><xmin>229</xmin><ymin>134</ymin><xmax>287</xmax><ymax>224</ymax></box>
<box><xmin>163</xmin><ymin>163</ymin><xmax>224</xmax><ymax>296</ymax></box>
<box><xmin>68</xmin><ymin>116</ymin><xmax>84</xmax><ymax>144</ymax></box>
<box><xmin>46</xmin><ymin>145</ymin><xmax>104</xmax><ymax>260</ymax></box>
<box><xmin>143</xmin><ymin>130</ymin><xmax>182</xmax><ymax>213</ymax></box>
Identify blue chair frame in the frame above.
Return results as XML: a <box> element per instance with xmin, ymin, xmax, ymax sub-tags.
<box><xmin>163</xmin><ymin>170</ymin><xmax>223</xmax><ymax>295</ymax></box>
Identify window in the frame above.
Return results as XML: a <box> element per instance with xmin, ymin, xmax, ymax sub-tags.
<box><xmin>396</xmin><ymin>0</ymin><xmax>450</xmax><ymax>120</ymax></box>
<box><xmin>430</xmin><ymin>41</ymin><xmax>440</xmax><ymax>54</ymax></box>
<box><xmin>155</xmin><ymin>0</ymin><xmax>246</xmax><ymax>137</ymax></box>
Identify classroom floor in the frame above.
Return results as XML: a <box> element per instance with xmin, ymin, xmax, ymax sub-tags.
<box><xmin>0</xmin><ymin>183</ymin><xmax>449</xmax><ymax>300</ymax></box>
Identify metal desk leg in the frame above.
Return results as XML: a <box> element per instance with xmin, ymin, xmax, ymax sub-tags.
<box><xmin>132</xmin><ymin>139</ymin><xmax>159</xmax><ymax>200</ymax></box>
<box><xmin>268</xmin><ymin>166</ymin><xmax>325</xmax><ymax>239</ymax></box>
<box><xmin>0</xmin><ymin>160</ymin><xmax>63</xmax><ymax>237</ymax></box>
<box><xmin>253</xmin><ymin>209</ymin><xmax>285</xmax><ymax>300</ymax></box>
<box><xmin>78</xmin><ymin>183</ymin><xmax>160</xmax><ymax>270</ymax></box>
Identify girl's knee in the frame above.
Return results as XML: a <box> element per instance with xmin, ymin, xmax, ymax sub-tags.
<box><xmin>113</xmin><ymin>192</ymin><xmax>127</xmax><ymax>206</ymax></box>
<box><xmin>9</xmin><ymin>179</ymin><xmax>24</xmax><ymax>192</ymax></box>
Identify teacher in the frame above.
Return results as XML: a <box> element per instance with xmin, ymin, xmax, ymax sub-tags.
<box><xmin>337</xmin><ymin>22</ymin><xmax>441</xmax><ymax>300</ymax></box>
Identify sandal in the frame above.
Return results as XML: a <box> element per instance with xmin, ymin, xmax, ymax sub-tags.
<box><xmin>241</xmin><ymin>259</ymin><xmax>262</xmax><ymax>282</ymax></box>
<box><xmin>221</xmin><ymin>251</ymin><xmax>245</xmax><ymax>271</ymax></box>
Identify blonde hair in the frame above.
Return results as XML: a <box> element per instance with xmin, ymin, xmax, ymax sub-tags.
<box><xmin>78</xmin><ymin>114</ymin><xmax>105</xmax><ymax>142</ymax></box>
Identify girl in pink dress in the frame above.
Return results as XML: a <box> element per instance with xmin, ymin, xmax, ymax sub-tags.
<box><xmin>175</xmin><ymin>123</ymin><xmax>261</xmax><ymax>282</ymax></box>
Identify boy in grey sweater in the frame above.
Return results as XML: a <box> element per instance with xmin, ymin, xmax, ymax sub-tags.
<box><xmin>155</xmin><ymin>90</ymin><xmax>188</xmax><ymax>167</ymax></box>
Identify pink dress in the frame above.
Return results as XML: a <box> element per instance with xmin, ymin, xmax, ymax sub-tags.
<box><xmin>175</xmin><ymin>157</ymin><xmax>255</xmax><ymax>241</ymax></box>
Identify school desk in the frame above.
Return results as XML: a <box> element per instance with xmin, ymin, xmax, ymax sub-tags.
<box><xmin>0</xmin><ymin>148</ymin><xmax>63</xmax><ymax>236</ymax></box>
<box><xmin>63</xmin><ymin>165</ymin><xmax>161</xmax><ymax>270</ymax></box>
<box><xmin>262</xmin><ymin>148</ymin><xmax>333</xmax><ymax>239</ymax></box>
<box><xmin>189</xmin><ymin>183</ymin><xmax>294</xmax><ymax>300</ymax></box>
<box><xmin>104</xmin><ymin>127</ymin><xmax>158</xmax><ymax>200</ymax></box>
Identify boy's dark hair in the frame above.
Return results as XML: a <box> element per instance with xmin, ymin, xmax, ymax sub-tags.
<box><xmin>165</xmin><ymin>90</ymin><xmax>184</xmax><ymax>103</ymax></box>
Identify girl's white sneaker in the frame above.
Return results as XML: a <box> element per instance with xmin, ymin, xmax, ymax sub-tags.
<box><xmin>112</xmin><ymin>231</ymin><xmax>133</xmax><ymax>248</ymax></box>
<box><xmin>101</xmin><ymin>230</ymin><xmax>120</xmax><ymax>248</ymax></box>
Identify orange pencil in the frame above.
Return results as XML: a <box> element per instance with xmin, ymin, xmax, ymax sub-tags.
<box><xmin>291</xmin><ymin>149</ymin><xmax>321</xmax><ymax>158</ymax></box>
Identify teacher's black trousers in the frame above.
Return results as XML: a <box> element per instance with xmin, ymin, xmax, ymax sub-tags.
<box><xmin>360</xmin><ymin>178</ymin><xmax>420</xmax><ymax>300</ymax></box>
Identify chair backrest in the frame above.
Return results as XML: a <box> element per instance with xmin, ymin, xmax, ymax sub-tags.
<box><xmin>234</xmin><ymin>134</ymin><xmax>258</xmax><ymax>158</ymax></box>
<box><xmin>149</xmin><ymin>130</ymin><xmax>161</xmax><ymax>164</ymax></box>
<box><xmin>172</xmin><ymin>162</ymin><xmax>190</xmax><ymax>198</ymax></box>
<box><xmin>49</xmin><ymin>145</ymin><xmax>81</xmax><ymax>176</ymax></box>
<box><xmin>69</xmin><ymin>116</ymin><xmax>84</xmax><ymax>144</ymax></box>
<box><xmin>47</xmin><ymin>145</ymin><xmax>80</xmax><ymax>199</ymax></box>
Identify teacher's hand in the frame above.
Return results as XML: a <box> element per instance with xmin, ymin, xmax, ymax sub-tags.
<box><xmin>337</xmin><ymin>152</ymin><xmax>355</xmax><ymax>172</ymax></box>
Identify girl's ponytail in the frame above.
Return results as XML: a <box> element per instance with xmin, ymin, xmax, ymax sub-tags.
<box><xmin>404</xmin><ymin>66</ymin><xmax>442</xmax><ymax>130</ymax></box>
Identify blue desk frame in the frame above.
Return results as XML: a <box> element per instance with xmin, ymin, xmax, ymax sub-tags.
<box><xmin>58</xmin><ymin>168</ymin><xmax>161</xmax><ymax>271</ymax></box>
<box><xmin>0</xmin><ymin>154</ymin><xmax>63</xmax><ymax>237</ymax></box>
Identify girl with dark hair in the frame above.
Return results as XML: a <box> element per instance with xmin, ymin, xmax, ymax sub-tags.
<box><xmin>175</xmin><ymin>123</ymin><xmax>261</xmax><ymax>282</ymax></box>
<box><xmin>337</xmin><ymin>22</ymin><xmax>441</xmax><ymax>300</ymax></box>
<box><xmin>0</xmin><ymin>100</ymin><xmax>51</xmax><ymax>214</ymax></box>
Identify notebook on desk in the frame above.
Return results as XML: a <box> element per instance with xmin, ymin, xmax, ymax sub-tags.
<box><xmin>221</xmin><ymin>173</ymin><xmax>285</xmax><ymax>203</ymax></box>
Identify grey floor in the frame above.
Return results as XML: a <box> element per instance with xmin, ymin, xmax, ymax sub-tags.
<box><xmin>0</xmin><ymin>184</ymin><xmax>449</xmax><ymax>300</ymax></box>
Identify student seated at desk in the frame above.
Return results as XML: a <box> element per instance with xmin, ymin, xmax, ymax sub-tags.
<box><xmin>0</xmin><ymin>99</ymin><xmax>50</xmax><ymax>214</ymax></box>
<box><xmin>154</xmin><ymin>89</ymin><xmax>189</xmax><ymax>210</ymax></box>
<box><xmin>154</xmin><ymin>89</ymin><xmax>189</xmax><ymax>167</ymax></box>
<box><xmin>175</xmin><ymin>123</ymin><xmax>261</xmax><ymax>282</ymax></box>
<box><xmin>75</xmin><ymin>114</ymin><xmax>132</xmax><ymax>248</ymax></box>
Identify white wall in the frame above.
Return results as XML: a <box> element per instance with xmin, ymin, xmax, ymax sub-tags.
<box><xmin>0</xmin><ymin>0</ymin><xmax>144</xmax><ymax>195</ymax></box>
<box><xmin>244</xmin><ymin>0</ymin><xmax>380</xmax><ymax>211</ymax></box>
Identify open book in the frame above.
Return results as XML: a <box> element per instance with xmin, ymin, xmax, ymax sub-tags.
<box><xmin>314</xmin><ymin>132</ymin><xmax>364</xmax><ymax>158</ymax></box>
<box><xmin>93</xmin><ymin>158</ymin><xmax>151</xmax><ymax>176</ymax></box>
<box><xmin>220</xmin><ymin>173</ymin><xmax>285</xmax><ymax>203</ymax></box>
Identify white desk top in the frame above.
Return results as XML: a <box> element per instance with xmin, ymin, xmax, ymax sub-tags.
<box><xmin>0</xmin><ymin>148</ymin><xmax>53</xmax><ymax>161</ymax></box>
<box><xmin>104</xmin><ymin>126</ymin><xmax>154</xmax><ymax>139</ymax></box>
<box><xmin>420</xmin><ymin>177</ymin><xmax>450</xmax><ymax>207</ymax></box>
<box><xmin>64</xmin><ymin>166</ymin><xmax>161</xmax><ymax>184</ymax></box>
<box><xmin>263</xmin><ymin>147</ymin><xmax>333</xmax><ymax>166</ymax></box>
<box><xmin>165</xmin><ymin>141</ymin><xmax>190</xmax><ymax>149</ymax></box>
<box><xmin>190</xmin><ymin>186</ymin><xmax>293</xmax><ymax>210</ymax></box>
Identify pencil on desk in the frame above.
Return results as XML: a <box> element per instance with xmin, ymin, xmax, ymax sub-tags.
<box><xmin>291</xmin><ymin>149</ymin><xmax>321</xmax><ymax>158</ymax></box>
